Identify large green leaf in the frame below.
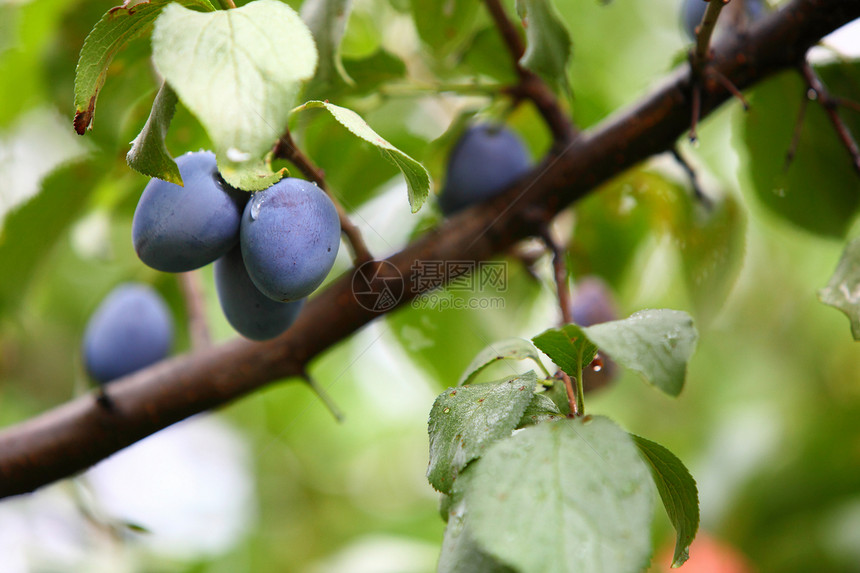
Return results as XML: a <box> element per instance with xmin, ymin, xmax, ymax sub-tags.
<box><xmin>532</xmin><ymin>323</ymin><xmax>598</xmax><ymax>379</ymax></box>
<box><xmin>582</xmin><ymin>310</ymin><xmax>698</xmax><ymax>397</ymax></box>
<box><xmin>126</xmin><ymin>81</ymin><xmax>181</xmax><ymax>185</ymax></box>
<box><xmin>458</xmin><ymin>338</ymin><xmax>547</xmax><ymax>386</ymax></box>
<box><xmin>467</xmin><ymin>417</ymin><xmax>654</xmax><ymax>573</ymax></box>
<box><xmin>427</xmin><ymin>373</ymin><xmax>537</xmax><ymax>494</ymax></box>
<box><xmin>515</xmin><ymin>0</ymin><xmax>572</xmax><ymax>86</ymax></box>
<box><xmin>0</xmin><ymin>160</ymin><xmax>102</xmax><ymax>316</ymax></box>
<box><xmin>152</xmin><ymin>0</ymin><xmax>317</xmax><ymax>190</ymax></box>
<box><xmin>411</xmin><ymin>0</ymin><xmax>480</xmax><ymax>58</ymax></box>
<box><xmin>819</xmin><ymin>236</ymin><xmax>860</xmax><ymax>340</ymax></box>
<box><xmin>73</xmin><ymin>0</ymin><xmax>214</xmax><ymax>135</ymax></box>
<box><xmin>300</xmin><ymin>0</ymin><xmax>353</xmax><ymax>100</ymax></box>
<box><xmin>293</xmin><ymin>100</ymin><xmax>430</xmax><ymax>212</ymax></box>
<box><xmin>632</xmin><ymin>435</ymin><xmax>700</xmax><ymax>568</ymax></box>
<box><xmin>741</xmin><ymin>66</ymin><xmax>860</xmax><ymax>237</ymax></box>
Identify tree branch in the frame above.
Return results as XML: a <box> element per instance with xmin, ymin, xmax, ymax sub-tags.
<box><xmin>0</xmin><ymin>0</ymin><xmax>857</xmax><ymax>500</ymax></box>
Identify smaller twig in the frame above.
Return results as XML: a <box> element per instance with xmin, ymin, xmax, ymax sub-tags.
<box><xmin>712</xmin><ymin>69</ymin><xmax>750</xmax><ymax>110</ymax></box>
<box><xmin>784</xmin><ymin>93</ymin><xmax>809</xmax><ymax>171</ymax></box>
<box><xmin>689</xmin><ymin>81</ymin><xmax>702</xmax><ymax>142</ymax></box>
<box><xmin>215</xmin><ymin>0</ymin><xmax>236</xmax><ymax>9</ymax></box>
<box><xmin>558</xmin><ymin>370</ymin><xmax>579</xmax><ymax>418</ymax></box>
<box><xmin>693</xmin><ymin>0</ymin><xmax>729</xmax><ymax>72</ymax></box>
<box><xmin>799</xmin><ymin>61</ymin><xmax>860</xmax><ymax>174</ymax></box>
<box><xmin>302</xmin><ymin>372</ymin><xmax>344</xmax><ymax>423</ymax></box>
<box><xmin>483</xmin><ymin>0</ymin><xmax>525</xmax><ymax>62</ymax></box>
<box><xmin>273</xmin><ymin>130</ymin><xmax>374</xmax><ymax>265</ymax></box>
<box><xmin>539</xmin><ymin>225</ymin><xmax>573</xmax><ymax>325</ymax></box>
<box><xmin>178</xmin><ymin>271</ymin><xmax>211</xmax><ymax>350</ymax></box>
<box><xmin>671</xmin><ymin>146</ymin><xmax>711</xmax><ymax>207</ymax></box>
<box><xmin>835</xmin><ymin>96</ymin><xmax>860</xmax><ymax>114</ymax></box>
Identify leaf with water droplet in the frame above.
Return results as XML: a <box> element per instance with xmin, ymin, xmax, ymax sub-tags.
<box><xmin>632</xmin><ymin>434</ymin><xmax>699</xmax><ymax>568</ymax></box>
<box><xmin>427</xmin><ymin>373</ymin><xmax>537</xmax><ymax>494</ymax></box>
<box><xmin>467</xmin><ymin>417</ymin><xmax>655</xmax><ymax>573</ymax></box>
<box><xmin>582</xmin><ymin>309</ymin><xmax>697</xmax><ymax>397</ymax></box>
<box><xmin>819</xmin><ymin>236</ymin><xmax>860</xmax><ymax>340</ymax></box>
<box><xmin>458</xmin><ymin>338</ymin><xmax>549</xmax><ymax>386</ymax></box>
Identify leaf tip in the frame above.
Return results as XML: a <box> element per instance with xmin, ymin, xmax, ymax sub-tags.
<box><xmin>73</xmin><ymin>101</ymin><xmax>95</xmax><ymax>135</ymax></box>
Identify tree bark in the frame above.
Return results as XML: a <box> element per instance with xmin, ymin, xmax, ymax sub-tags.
<box><xmin>1</xmin><ymin>0</ymin><xmax>858</xmax><ymax>499</ymax></box>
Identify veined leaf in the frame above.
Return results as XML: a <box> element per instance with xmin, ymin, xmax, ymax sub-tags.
<box><xmin>126</xmin><ymin>81</ymin><xmax>181</xmax><ymax>185</ymax></box>
<box><xmin>532</xmin><ymin>323</ymin><xmax>598</xmax><ymax>379</ymax></box>
<box><xmin>582</xmin><ymin>309</ymin><xmax>697</xmax><ymax>397</ymax></box>
<box><xmin>819</xmin><ymin>236</ymin><xmax>860</xmax><ymax>340</ymax></box>
<box><xmin>73</xmin><ymin>0</ymin><xmax>215</xmax><ymax>135</ymax></box>
<box><xmin>152</xmin><ymin>0</ymin><xmax>317</xmax><ymax>190</ymax></box>
<box><xmin>301</xmin><ymin>0</ymin><xmax>354</xmax><ymax>99</ymax></box>
<box><xmin>515</xmin><ymin>0</ymin><xmax>571</xmax><ymax>86</ymax></box>
<box><xmin>632</xmin><ymin>435</ymin><xmax>700</xmax><ymax>568</ymax></box>
<box><xmin>293</xmin><ymin>100</ymin><xmax>430</xmax><ymax>212</ymax></box>
<box><xmin>458</xmin><ymin>337</ymin><xmax>548</xmax><ymax>386</ymax></box>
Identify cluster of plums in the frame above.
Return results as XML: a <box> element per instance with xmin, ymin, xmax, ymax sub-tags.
<box><xmin>83</xmin><ymin>151</ymin><xmax>341</xmax><ymax>384</ymax></box>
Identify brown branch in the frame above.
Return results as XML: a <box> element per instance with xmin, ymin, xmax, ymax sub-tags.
<box><xmin>540</xmin><ymin>226</ymin><xmax>573</xmax><ymax>326</ymax></box>
<box><xmin>0</xmin><ymin>0</ymin><xmax>857</xmax><ymax>500</ymax></box>
<box><xmin>483</xmin><ymin>0</ymin><xmax>576</xmax><ymax>143</ymax></box>
<box><xmin>799</xmin><ymin>60</ymin><xmax>860</xmax><ymax>174</ymax></box>
<box><xmin>273</xmin><ymin>130</ymin><xmax>375</xmax><ymax>265</ymax></box>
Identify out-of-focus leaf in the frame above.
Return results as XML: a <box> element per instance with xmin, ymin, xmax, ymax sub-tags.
<box><xmin>73</xmin><ymin>0</ymin><xmax>214</xmax><ymax>135</ymax></box>
<box><xmin>532</xmin><ymin>323</ymin><xmax>598</xmax><ymax>379</ymax></box>
<box><xmin>126</xmin><ymin>82</ymin><xmax>181</xmax><ymax>185</ymax></box>
<box><xmin>582</xmin><ymin>309</ymin><xmax>698</xmax><ymax>397</ymax></box>
<box><xmin>341</xmin><ymin>49</ymin><xmax>406</xmax><ymax>95</ymax></box>
<box><xmin>467</xmin><ymin>417</ymin><xmax>654</xmax><ymax>573</ymax></box>
<box><xmin>293</xmin><ymin>100</ymin><xmax>430</xmax><ymax>212</ymax></box>
<box><xmin>462</xmin><ymin>27</ymin><xmax>519</xmax><ymax>84</ymax></box>
<box><xmin>819</xmin><ymin>236</ymin><xmax>860</xmax><ymax>340</ymax></box>
<box><xmin>741</xmin><ymin>66</ymin><xmax>860</xmax><ymax>237</ymax></box>
<box><xmin>152</xmin><ymin>0</ymin><xmax>316</xmax><ymax>190</ymax></box>
<box><xmin>632</xmin><ymin>434</ymin><xmax>700</xmax><ymax>568</ymax></box>
<box><xmin>457</xmin><ymin>338</ymin><xmax>547</xmax><ymax>386</ymax></box>
<box><xmin>515</xmin><ymin>0</ymin><xmax>571</xmax><ymax>87</ymax></box>
<box><xmin>427</xmin><ymin>373</ymin><xmax>537</xmax><ymax>494</ymax></box>
<box><xmin>411</xmin><ymin>0</ymin><xmax>480</xmax><ymax>57</ymax></box>
<box><xmin>0</xmin><ymin>160</ymin><xmax>101</xmax><ymax>315</ymax></box>
<box><xmin>301</xmin><ymin>0</ymin><xmax>353</xmax><ymax>100</ymax></box>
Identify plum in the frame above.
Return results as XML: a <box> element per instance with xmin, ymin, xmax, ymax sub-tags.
<box><xmin>214</xmin><ymin>245</ymin><xmax>305</xmax><ymax>341</ymax></box>
<box><xmin>132</xmin><ymin>151</ymin><xmax>247</xmax><ymax>273</ymax></box>
<box><xmin>82</xmin><ymin>283</ymin><xmax>173</xmax><ymax>384</ymax></box>
<box><xmin>569</xmin><ymin>277</ymin><xmax>619</xmax><ymax>391</ymax></box>
<box><xmin>438</xmin><ymin>124</ymin><xmax>531</xmax><ymax>216</ymax></box>
<box><xmin>240</xmin><ymin>178</ymin><xmax>341</xmax><ymax>302</ymax></box>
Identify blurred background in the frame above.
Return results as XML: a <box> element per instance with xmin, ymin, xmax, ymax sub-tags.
<box><xmin>1</xmin><ymin>0</ymin><xmax>859</xmax><ymax>571</ymax></box>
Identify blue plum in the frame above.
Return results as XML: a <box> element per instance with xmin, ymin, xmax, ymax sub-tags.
<box><xmin>569</xmin><ymin>277</ymin><xmax>619</xmax><ymax>391</ymax></box>
<box><xmin>214</xmin><ymin>245</ymin><xmax>305</xmax><ymax>341</ymax></box>
<box><xmin>82</xmin><ymin>283</ymin><xmax>174</xmax><ymax>384</ymax></box>
<box><xmin>240</xmin><ymin>178</ymin><xmax>341</xmax><ymax>302</ymax></box>
<box><xmin>132</xmin><ymin>151</ymin><xmax>247</xmax><ymax>273</ymax></box>
<box><xmin>438</xmin><ymin>124</ymin><xmax>531</xmax><ymax>216</ymax></box>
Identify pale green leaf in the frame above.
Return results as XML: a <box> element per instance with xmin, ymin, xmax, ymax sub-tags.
<box><xmin>468</xmin><ymin>417</ymin><xmax>654</xmax><ymax>573</ymax></box>
<box><xmin>532</xmin><ymin>323</ymin><xmax>598</xmax><ymax>379</ymax></box>
<box><xmin>515</xmin><ymin>0</ymin><xmax>571</xmax><ymax>86</ymax></box>
<box><xmin>632</xmin><ymin>435</ymin><xmax>700</xmax><ymax>568</ymax></box>
<box><xmin>152</xmin><ymin>0</ymin><xmax>317</xmax><ymax>190</ymax></box>
<box><xmin>301</xmin><ymin>0</ymin><xmax>354</xmax><ymax>99</ymax></box>
<box><xmin>126</xmin><ymin>81</ymin><xmax>182</xmax><ymax>185</ymax></box>
<box><xmin>819</xmin><ymin>236</ymin><xmax>860</xmax><ymax>340</ymax></box>
<box><xmin>427</xmin><ymin>373</ymin><xmax>537</xmax><ymax>494</ymax></box>
<box><xmin>582</xmin><ymin>310</ymin><xmax>698</xmax><ymax>397</ymax></box>
<box><xmin>293</xmin><ymin>100</ymin><xmax>430</xmax><ymax>212</ymax></box>
<box><xmin>458</xmin><ymin>337</ymin><xmax>547</xmax><ymax>386</ymax></box>
<box><xmin>73</xmin><ymin>0</ymin><xmax>214</xmax><ymax>135</ymax></box>
<box><xmin>516</xmin><ymin>392</ymin><xmax>562</xmax><ymax>427</ymax></box>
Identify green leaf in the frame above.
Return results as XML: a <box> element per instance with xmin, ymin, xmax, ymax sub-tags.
<box><xmin>467</xmin><ymin>417</ymin><xmax>654</xmax><ymax>573</ymax></box>
<box><xmin>300</xmin><ymin>0</ymin><xmax>353</xmax><ymax>100</ymax></box>
<box><xmin>293</xmin><ymin>100</ymin><xmax>430</xmax><ymax>212</ymax></box>
<box><xmin>582</xmin><ymin>309</ymin><xmax>697</xmax><ymax>397</ymax></box>
<box><xmin>532</xmin><ymin>323</ymin><xmax>598</xmax><ymax>379</ymax></box>
<box><xmin>73</xmin><ymin>0</ymin><xmax>215</xmax><ymax>135</ymax></box>
<box><xmin>741</xmin><ymin>66</ymin><xmax>860</xmax><ymax>237</ymax></box>
<box><xmin>819</xmin><ymin>236</ymin><xmax>860</xmax><ymax>340</ymax></box>
<box><xmin>515</xmin><ymin>0</ymin><xmax>572</xmax><ymax>86</ymax></box>
<box><xmin>126</xmin><ymin>81</ymin><xmax>182</xmax><ymax>185</ymax></box>
<box><xmin>427</xmin><ymin>373</ymin><xmax>537</xmax><ymax>494</ymax></box>
<box><xmin>632</xmin><ymin>435</ymin><xmax>700</xmax><ymax>568</ymax></box>
<box><xmin>458</xmin><ymin>338</ymin><xmax>547</xmax><ymax>386</ymax></box>
<box><xmin>152</xmin><ymin>0</ymin><xmax>317</xmax><ymax>190</ymax></box>
<box><xmin>516</xmin><ymin>392</ymin><xmax>562</xmax><ymax>427</ymax></box>
<box><xmin>411</xmin><ymin>0</ymin><xmax>480</xmax><ymax>58</ymax></box>
<box><xmin>0</xmin><ymin>160</ymin><xmax>101</xmax><ymax>315</ymax></box>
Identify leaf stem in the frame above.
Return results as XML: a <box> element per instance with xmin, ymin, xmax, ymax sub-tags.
<box><xmin>215</xmin><ymin>0</ymin><xmax>237</xmax><ymax>9</ymax></box>
<box><xmin>574</xmin><ymin>347</ymin><xmax>585</xmax><ymax>418</ymax></box>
